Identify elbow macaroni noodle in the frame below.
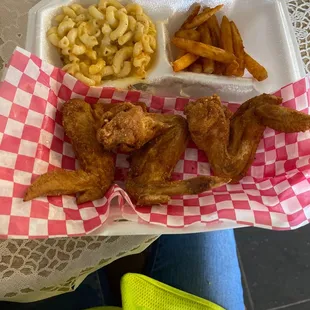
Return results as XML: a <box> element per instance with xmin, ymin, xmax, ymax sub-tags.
<box><xmin>110</xmin><ymin>11</ymin><xmax>129</xmax><ymax>41</ymax></box>
<box><xmin>116</xmin><ymin>61</ymin><xmax>132</xmax><ymax>77</ymax></box>
<box><xmin>118</xmin><ymin>31</ymin><xmax>133</xmax><ymax>45</ymax></box>
<box><xmin>112</xmin><ymin>46</ymin><xmax>133</xmax><ymax>74</ymax></box>
<box><xmin>106</xmin><ymin>6</ymin><xmax>118</xmax><ymax>29</ymax></box>
<box><xmin>47</xmin><ymin>0</ymin><xmax>157</xmax><ymax>86</ymax></box>
<box><xmin>128</xmin><ymin>15</ymin><xmax>137</xmax><ymax>32</ymax></box>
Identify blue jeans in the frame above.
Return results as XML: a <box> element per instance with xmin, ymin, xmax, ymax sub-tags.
<box><xmin>143</xmin><ymin>231</ymin><xmax>244</xmax><ymax>310</ymax></box>
<box><xmin>102</xmin><ymin>230</ymin><xmax>244</xmax><ymax>309</ymax></box>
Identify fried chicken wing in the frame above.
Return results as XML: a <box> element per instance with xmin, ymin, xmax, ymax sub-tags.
<box><xmin>185</xmin><ymin>94</ymin><xmax>310</xmax><ymax>182</ymax></box>
<box><xmin>125</xmin><ymin>114</ymin><xmax>230</xmax><ymax>205</ymax></box>
<box><xmin>96</xmin><ymin>102</ymin><xmax>170</xmax><ymax>152</ymax></box>
<box><xmin>255</xmin><ymin>104</ymin><xmax>310</xmax><ymax>132</ymax></box>
<box><xmin>24</xmin><ymin>99</ymin><xmax>115</xmax><ymax>204</ymax></box>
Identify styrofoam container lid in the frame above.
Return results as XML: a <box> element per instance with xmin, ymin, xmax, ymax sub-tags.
<box><xmin>26</xmin><ymin>0</ymin><xmax>305</xmax><ymax>102</ymax></box>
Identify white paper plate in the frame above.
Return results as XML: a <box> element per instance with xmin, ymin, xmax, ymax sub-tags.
<box><xmin>26</xmin><ymin>0</ymin><xmax>305</xmax><ymax>102</ymax></box>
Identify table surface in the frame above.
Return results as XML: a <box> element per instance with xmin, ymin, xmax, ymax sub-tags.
<box><xmin>0</xmin><ymin>0</ymin><xmax>309</xmax><ymax>303</ymax></box>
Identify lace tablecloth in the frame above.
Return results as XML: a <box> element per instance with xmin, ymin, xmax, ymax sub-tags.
<box><xmin>0</xmin><ymin>0</ymin><xmax>309</xmax><ymax>302</ymax></box>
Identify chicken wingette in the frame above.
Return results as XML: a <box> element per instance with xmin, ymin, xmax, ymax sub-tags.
<box><xmin>185</xmin><ymin>93</ymin><xmax>310</xmax><ymax>182</ymax></box>
<box><xmin>24</xmin><ymin>99</ymin><xmax>115</xmax><ymax>204</ymax></box>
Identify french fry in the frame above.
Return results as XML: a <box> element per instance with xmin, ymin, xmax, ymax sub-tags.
<box><xmin>172</xmin><ymin>3</ymin><xmax>268</xmax><ymax>81</ymax></box>
<box><xmin>183</xmin><ymin>4</ymin><xmax>224</xmax><ymax>30</ymax></box>
<box><xmin>180</xmin><ymin>4</ymin><xmax>201</xmax><ymax>29</ymax></box>
<box><xmin>206</xmin><ymin>14</ymin><xmax>224</xmax><ymax>75</ymax></box>
<box><xmin>174</xmin><ymin>29</ymin><xmax>201</xmax><ymax>70</ymax></box>
<box><xmin>244</xmin><ymin>52</ymin><xmax>268</xmax><ymax>81</ymax></box>
<box><xmin>226</xmin><ymin>60</ymin><xmax>239</xmax><ymax>76</ymax></box>
<box><xmin>172</xmin><ymin>53</ymin><xmax>199</xmax><ymax>72</ymax></box>
<box><xmin>230</xmin><ymin>21</ymin><xmax>245</xmax><ymax>76</ymax></box>
<box><xmin>175</xmin><ymin>29</ymin><xmax>201</xmax><ymax>41</ymax></box>
<box><xmin>206</xmin><ymin>14</ymin><xmax>221</xmax><ymax>47</ymax></box>
<box><xmin>189</xmin><ymin>62</ymin><xmax>203</xmax><ymax>73</ymax></box>
<box><xmin>197</xmin><ymin>23</ymin><xmax>214</xmax><ymax>73</ymax></box>
<box><xmin>202</xmin><ymin>58</ymin><xmax>214</xmax><ymax>74</ymax></box>
<box><xmin>220</xmin><ymin>16</ymin><xmax>239</xmax><ymax>75</ymax></box>
<box><xmin>172</xmin><ymin>37</ymin><xmax>236</xmax><ymax>63</ymax></box>
<box><xmin>220</xmin><ymin>16</ymin><xmax>233</xmax><ymax>52</ymax></box>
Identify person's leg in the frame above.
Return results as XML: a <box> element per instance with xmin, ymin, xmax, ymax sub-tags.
<box><xmin>97</xmin><ymin>266</ymin><xmax>121</xmax><ymax>307</ymax></box>
<box><xmin>144</xmin><ymin>231</ymin><xmax>244</xmax><ymax>310</ymax></box>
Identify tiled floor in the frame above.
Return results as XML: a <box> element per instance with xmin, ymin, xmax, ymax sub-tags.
<box><xmin>235</xmin><ymin>225</ymin><xmax>310</xmax><ymax>310</ymax></box>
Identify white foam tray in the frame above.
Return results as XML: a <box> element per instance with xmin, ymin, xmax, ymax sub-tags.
<box><xmin>26</xmin><ymin>0</ymin><xmax>305</xmax><ymax>102</ymax></box>
<box><xmin>25</xmin><ymin>0</ymin><xmax>305</xmax><ymax>235</ymax></box>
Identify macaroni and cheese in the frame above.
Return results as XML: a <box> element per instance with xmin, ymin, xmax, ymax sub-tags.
<box><xmin>47</xmin><ymin>0</ymin><xmax>157</xmax><ymax>86</ymax></box>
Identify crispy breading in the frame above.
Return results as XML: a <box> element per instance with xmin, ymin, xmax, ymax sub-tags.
<box><xmin>125</xmin><ymin>113</ymin><xmax>229</xmax><ymax>205</ymax></box>
<box><xmin>96</xmin><ymin>102</ymin><xmax>170</xmax><ymax>152</ymax></box>
<box><xmin>185</xmin><ymin>93</ymin><xmax>310</xmax><ymax>182</ymax></box>
<box><xmin>24</xmin><ymin>99</ymin><xmax>115</xmax><ymax>204</ymax></box>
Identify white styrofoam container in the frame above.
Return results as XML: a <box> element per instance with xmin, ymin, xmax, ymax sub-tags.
<box><xmin>24</xmin><ymin>0</ymin><xmax>306</xmax><ymax>235</ymax></box>
<box><xmin>26</xmin><ymin>0</ymin><xmax>305</xmax><ymax>102</ymax></box>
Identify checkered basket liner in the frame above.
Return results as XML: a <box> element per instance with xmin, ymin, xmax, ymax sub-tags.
<box><xmin>0</xmin><ymin>47</ymin><xmax>310</xmax><ymax>238</ymax></box>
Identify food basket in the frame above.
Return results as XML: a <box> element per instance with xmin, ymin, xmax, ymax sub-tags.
<box><xmin>0</xmin><ymin>0</ymin><xmax>308</xmax><ymax>237</ymax></box>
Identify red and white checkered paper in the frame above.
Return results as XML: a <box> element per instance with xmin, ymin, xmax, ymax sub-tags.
<box><xmin>0</xmin><ymin>47</ymin><xmax>310</xmax><ymax>238</ymax></box>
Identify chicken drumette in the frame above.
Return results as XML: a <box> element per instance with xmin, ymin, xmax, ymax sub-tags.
<box><xmin>95</xmin><ymin>102</ymin><xmax>171</xmax><ymax>153</ymax></box>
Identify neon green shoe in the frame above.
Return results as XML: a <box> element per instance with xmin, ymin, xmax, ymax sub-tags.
<box><xmin>86</xmin><ymin>273</ymin><xmax>224</xmax><ymax>310</ymax></box>
<box><xmin>120</xmin><ymin>273</ymin><xmax>224</xmax><ymax>310</ymax></box>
